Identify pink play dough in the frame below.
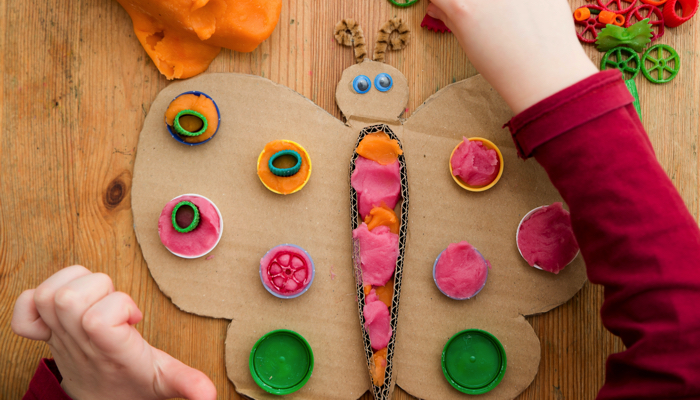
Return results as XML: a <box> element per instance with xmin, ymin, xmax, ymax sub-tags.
<box><xmin>260</xmin><ymin>245</ymin><xmax>313</xmax><ymax>297</ymax></box>
<box><xmin>434</xmin><ymin>241</ymin><xmax>489</xmax><ymax>299</ymax></box>
<box><xmin>451</xmin><ymin>138</ymin><xmax>499</xmax><ymax>186</ymax></box>
<box><xmin>351</xmin><ymin>156</ymin><xmax>401</xmax><ymax>218</ymax></box>
<box><xmin>363</xmin><ymin>289</ymin><xmax>392</xmax><ymax>350</ymax></box>
<box><xmin>517</xmin><ymin>202</ymin><xmax>579</xmax><ymax>274</ymax></box>
<box><xmin>352</xmin><ymin>223</ymin><xmax>399</xmax><ymax>286</ymax></box>
<box><xmin>158</xmin><ymin>195</ymin><xmax>221</xmax><ymax>257</ymax></box>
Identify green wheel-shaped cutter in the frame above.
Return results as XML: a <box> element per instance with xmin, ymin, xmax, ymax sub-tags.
<box><xmin>174</xmin><ymin>109</ymin><xmax>208</xmax><ymax>137</ymax></box>
<box><xmin>601</xmin><ymin>47</ymin><xmax>642</xmax><ymax>120</ymax></box>
<box><xmin>389</xmin><ymin>0</ymin><xmax>419</xmax><ymax>7</ymax></box>
<box><xmin>641</xmin><ymin>44</ymin><xmax>680</xmax><ymax>84</ymax></box>
<box><xmin>172</xmin><ymin>201</ymin><xmax>201</xmax><ymax>233</ymax></box>
<box><xmin>601</xmin><ymin>47</ymin><xmax>641</xmax><ymax>80</ymax></box>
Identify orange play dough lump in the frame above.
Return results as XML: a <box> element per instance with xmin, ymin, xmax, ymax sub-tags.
<box><xmin>165</xmin><ymin>94</ymin><xmax>219</xmax><ymax>143</ymax></box>
<box><xmin>370</xmin><ymin>348</ymin><xmax>388</xmax><ymax>386</ymax></box>
<box><xmin>257</xmin><ymin>140</ymin><xmax>311</xmax><ymax>195</ymax></box>
<box><xmin>116</xmin><ymin>0</ymin><xmax>282</xmax><ymax>79</ymax></box>
<box><xmin>356</xmin><ymin>132</ymin><xmax>403</xmax><ymax>165</ymax></box>
<box><xmin>374</xmin><ymin>278</ymin><xmax>394</xmax><ymax>308</ymax></box>
<box><xmin>364</xmin><ymin>205</ymin><xmax>400</xmax><ymax>235</ymax></box>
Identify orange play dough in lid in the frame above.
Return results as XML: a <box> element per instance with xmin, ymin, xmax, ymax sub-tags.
<box><xmin>165</xmin><ymin>94</ymin><xmax>219</xmax><ymax>143</ymax></box>
<box><xmin>356</xmin><ymin>131</ymin><xmax>403</xmax><ymax>165</ymax></box>
<box><xmin>257</xmin><ymin>140</ymin><xmax>312</xmax><ymax>195</ymax></box>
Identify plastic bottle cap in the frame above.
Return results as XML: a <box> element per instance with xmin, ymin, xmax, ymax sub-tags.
<box><xmin>441</xmin><ymin>329</ymin><xmax>507</xmax><ymax>394</ymax></box>
<box><xmin>249</xmin><ymin>329</ymin><xmax>314</xmax><ymax>395</ymax></box>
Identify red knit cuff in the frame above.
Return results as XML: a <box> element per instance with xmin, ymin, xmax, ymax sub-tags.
<box><xmin>23</xmin><ymin>359</ymin><xmax>73</xmax><ymax>400</ymax></box>
<box><xmin>505</xmin><ymin>70</ymin><xmax>634</xmax><ymax>159</ymax></box>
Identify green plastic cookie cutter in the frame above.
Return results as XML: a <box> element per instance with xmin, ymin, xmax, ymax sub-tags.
<box><xmin>641</xmin><ymin>44</ymin><xmax>680</xmax><ymax>84</ymax></box>
<box><xmin>625</xmin><ymin>79</ymin><xmax>642</xmax><ymax>121</ymax></box>
<box><xmin>171</xmin><ymin>201</ymin><xmax>200</xmax><ymax>233</ymax></box>
<box><xmin>442</xmin><ymin>329</ymin><xmax>507</xmax><ymax>394</ymax></box>
<box><xmin>601</xmin><ymin>47</ymin><xmax>641</xmax><ymax>81</ymax></box>
<box><xmin>249</xmin><ymin>329</ymin><xmax>314</xmax><ymax>395</ymax></box>
<box><xmin>173</xmin><ymin>109</ymin><xmax>208</xmax><ymax>137</ymax></box>
<box><xmin>596</xmin><ymin>19</ymin><xmax>653</xmax><ymax>53</ymax></box>
<box><xmin>388</xmin><ymin>0</ymin><xmax>419</xmax><ymax>6</ymax></box>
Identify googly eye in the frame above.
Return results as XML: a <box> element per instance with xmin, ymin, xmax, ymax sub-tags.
<box><xmin>353</xmin><ymin>75</ymin><xmax>372</xmax><ymax>94</ymax></box>
<box><xmin>374</xmin><ymin>73</ymin><xmax>393</xmax><ymax>92</ymax></box>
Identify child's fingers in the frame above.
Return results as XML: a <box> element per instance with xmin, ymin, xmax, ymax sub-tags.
<box><xmin>11</xmin><ymin>289</ymin><xmax>52</xmax><ymax>341</ymax></box>
<box><xmin>427</xmin><ymin>0</ymin><xmax>468</xmax><ymax>20</ymax></box>
<box><xmin>152</xmin><ymin>348</ymin><xmax>217</xmax><ymax>400</ymax></box>
<box><xmin>426</xmin><ymin>3</ymin><xmax>448</xmax><ymax>24</ymax></box>
<box><xmin>54</xmin><ymin>273</ymin><xmax>115</xmax><ymax>353</ymax></box>
<box><xmin>33</xmin><ymin>265</ymin><xmax>92</xmax><ymax>335</ymax></box>
<box><xmin>81</xmin><ymin>291</ymin><xmax>144</xmax><ymax>356</ymax></box>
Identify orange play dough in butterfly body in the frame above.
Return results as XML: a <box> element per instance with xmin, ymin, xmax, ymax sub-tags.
<box><xmin>374</xmin><ymin>277</ymin><xmax>394</xmax><ymax>308</ymax></box>
<box><xmin>356</xmin><ymin>131</ymin><xmax>403</xmax><ymax>165</ymax></box>
<box><xmin>116</xmin><ymin>0</ymin><xmax>282</xmax><ymax>79</ymax></box>
<box><xmin>165</xmin><ymin>94</ymin><xmax>219</xmax><ymax>143</ymax></box>
<box><xmin>364</xmin><ymin>205</ymin><xmax>400</xmax><ymax>234</ymax></box>
<box><xmin>370</xmin><ymin>348</ymin><xmax>388</xmax><ymax>386</ymax></box>
<box><xmin>257</xmin><ymin>140</ymin><xmax>312</xmax><ymax>195</ymax></box>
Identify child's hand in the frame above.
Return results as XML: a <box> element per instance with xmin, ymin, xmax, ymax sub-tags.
<box><xmin>11</xmin><ymin>265</ymin><xmax>216</xmax><ymax>400</ymax></box>
<box><xmin>427</xmin><ymin>0</ymin><xmax>598</xmax><ymax>114</ymax></box>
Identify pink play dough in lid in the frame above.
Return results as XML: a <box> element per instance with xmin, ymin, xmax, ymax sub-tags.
<box><xmin>158</xmin><ymin>194</ymin><xmax>222</xmax><ymax>258</ymax></box>
<box><xmin>433</xmin><ymin>241</ymin><xmax>490</xmax><ymax>300</ymax></box>
<box><xmin>451</xmin><ymin>138</ymin><xmax>499</xmax><ymax>187</ymax></box>
<box><xmin>351</xmin><ymin>156</ymin><xmax>401</xmax><ymax>218</ymax></box>
<box><xmin>352</xmin><ymin>223</ymin><xmax>399</xmax><ymax>287</ymax></box>
<box><xmin>517</xmin><ymin>203</ymin><xmax>579</xmax><ymax>274</ymax></box>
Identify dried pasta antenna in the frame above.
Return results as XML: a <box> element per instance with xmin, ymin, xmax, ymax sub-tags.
<box><xmin>335</xmin><ymin>19</ymin><xmax>368</xmax><ymax>63</ymax></box>
<box><xmin>373</xmin><ymin>18</ymin><xmax>410</xmax><ymax>63</ymax></box>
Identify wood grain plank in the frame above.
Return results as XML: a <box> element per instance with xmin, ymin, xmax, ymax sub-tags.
<box><xmin>0</xmin><ymin>0</ymin><xmax>697</xmax><ymax>399</ymax></box>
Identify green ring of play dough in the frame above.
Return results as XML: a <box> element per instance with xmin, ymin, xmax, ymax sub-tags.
<box><xmin>171</xmin><ymin>201</ymin><xmax>200</xmax><ymax>233</ymax></box>
<box><xmin>173</xmin><ymin>110</ymin><xmax>208</xmax><ymax>137</ymax></box>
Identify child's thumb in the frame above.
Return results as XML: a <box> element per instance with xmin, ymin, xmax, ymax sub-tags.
<box><xmin>426</xmin><ymin>3</ymin><xmax>451</xmax><ymax>28</ymax></box>
<box><xmin>153</xmin><ymin>348</ymin><xmax>217</xmax><ymax>400</ymax></box>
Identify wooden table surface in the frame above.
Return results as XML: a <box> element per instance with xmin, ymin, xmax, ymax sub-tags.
<box><xmin>1</xmin><ymin>0</ymin><xmax>698</xmax><ymax>399</ymax></box>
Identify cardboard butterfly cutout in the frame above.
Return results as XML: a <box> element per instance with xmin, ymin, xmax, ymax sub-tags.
<box><xmin>131</xmin><ymin>19</ymin><xmax>587</xmax><ymax>400</ymax></box>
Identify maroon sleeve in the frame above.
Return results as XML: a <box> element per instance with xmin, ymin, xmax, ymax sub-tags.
<box><xmin>23</xmin><ymin>359</ymin><xmax>73</xmax><ymax>400</ymax></box>
<box><xmin>507</xmin><ymin>70</ymin><xmax>700</xmax><ymax>399</ymax></box>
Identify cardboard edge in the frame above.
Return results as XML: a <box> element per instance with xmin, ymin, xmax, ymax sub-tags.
<box><xmin>406</xmin><ymin>75</ymin><xmax>483</xmax><ymax>123</ymax></box>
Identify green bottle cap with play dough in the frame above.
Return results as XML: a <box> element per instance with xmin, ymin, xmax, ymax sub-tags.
<box><xmin>441</xmin><ymin>329</ymin><xmax>507</xmax><ymax>394</ymax></box>
<box><xmin>249</xmin><ymin>329</ymin><xmax>314</xmax><ymax>395</ymax></box>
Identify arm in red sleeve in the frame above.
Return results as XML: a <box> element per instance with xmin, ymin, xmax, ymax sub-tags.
<box><xmin>23</xmin><ymin>359</ymin><xmax>73</xmax><ymax>400</ymax></box>
<box><xmin>507</xmin><ymin>70</ymin><xmax>700</xmax><ymax>399</ymax></box>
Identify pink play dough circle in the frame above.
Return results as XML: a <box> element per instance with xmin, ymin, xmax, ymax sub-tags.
<box><xmin>158</xmin><ymin>194</ymin><xmax>223</xmax><ymax>259</ymax></box>
<box><xmin>433</xmin><ymin>241</ymin><xmax>490</xmax><ymax>300</ymax></box>
<box><xmin>516</xmin><ymin>203</ymin><xmax>580</xmax><ymax>274</ymax></box>
<box><xmin>260</xmin><ymin>244</ymin><xmax>315</xmax><ymax>299</ymax></box>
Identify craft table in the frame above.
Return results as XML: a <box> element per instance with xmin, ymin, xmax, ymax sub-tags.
<box><xmin>1</xmin><ymin>0</ymin><xmax>697</xmax><ymax>399</ymax></box>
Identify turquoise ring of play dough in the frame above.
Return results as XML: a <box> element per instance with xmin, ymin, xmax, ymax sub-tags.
<box><xmin>268</xmin><ymin>150</ymin><xmax>302</xmax><ymax>177</ymax></box>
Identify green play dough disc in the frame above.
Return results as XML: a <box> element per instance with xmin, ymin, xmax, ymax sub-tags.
<box><xmin>250</xmin><ymin>330</ymin><xmax>314</xmax><ymax>395</ymax></box>
<box><xmin>442</xmin><ymin>329</ymin><xmax>507</xmax><ymax>394</ymax></box>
